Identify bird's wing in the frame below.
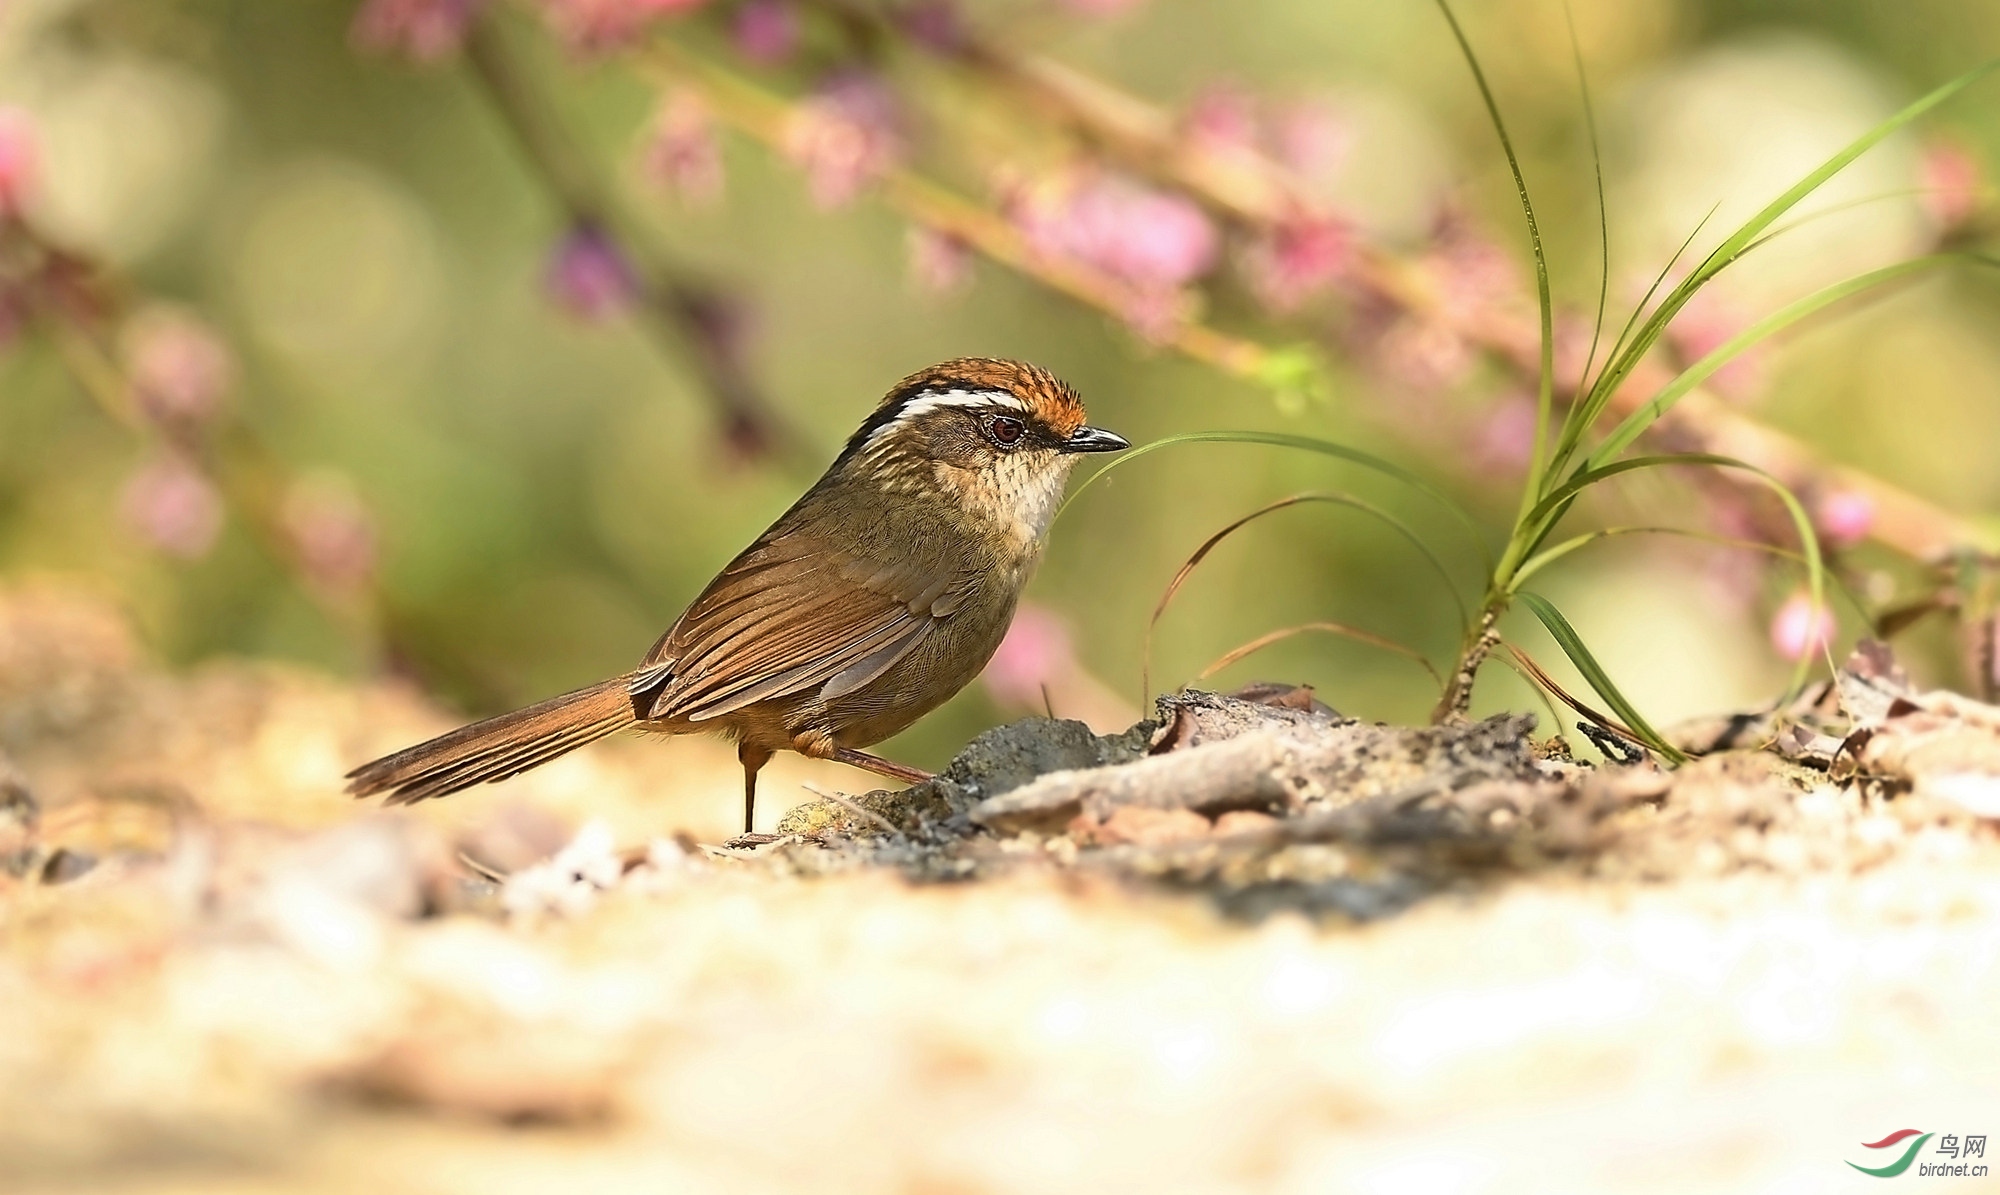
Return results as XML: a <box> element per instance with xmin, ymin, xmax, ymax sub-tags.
<box><xmin>636</xmin><ymin>528</ymin><xmax>973</xmax><ymax>724</ymax></box>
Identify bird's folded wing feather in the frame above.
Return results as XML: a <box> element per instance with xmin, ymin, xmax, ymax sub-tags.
<box><xmin>639</xmin><ymin>531</ymin><xmax>969</xmax><ymax>724</ymax></box>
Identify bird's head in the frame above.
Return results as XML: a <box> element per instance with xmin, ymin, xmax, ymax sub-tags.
<box><xmin>834</xmin><ymin>358</ymin><xmax>1127</xmax><ymax>540</ymax></box>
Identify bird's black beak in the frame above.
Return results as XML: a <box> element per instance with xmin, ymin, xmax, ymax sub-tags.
<box><xmin>1064</xmin><ymin>425</ymin><xmax>1130</xmax><ymax>454</ymax></box>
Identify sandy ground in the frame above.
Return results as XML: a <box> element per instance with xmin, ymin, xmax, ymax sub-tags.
<box><xmin>3</xmin><ymin>581</ymin><xmax>1999</xmax><ymax>1195</ymax></box>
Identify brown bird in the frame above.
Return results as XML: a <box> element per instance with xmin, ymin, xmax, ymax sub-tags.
<box><xmin>346</xmin><ymin>358</ymin><xmax>1127</xmax><ymax>832</ymax></box>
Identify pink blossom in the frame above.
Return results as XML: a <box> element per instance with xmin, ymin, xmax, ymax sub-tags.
<box><xmin>897</xmin><ymin>1</ymin><xmax>964</xmax><ymax>53</ymax></box>
<box><xmin>1181</xmin><ymin>84</ymin><xmax>1260</xmax><ymax>154</ymax></box>
<box><xmin>783</xmin><ymin>73</ymin><xmax>905</xmax><ymax>209</ymax></box>
<box><xmin>1770</xmin><ymin>591</ymin><xmax>1835</xmax><ymax>662</ymax></box>
<box><xmin>1813</xmin><ymin>489</ymin><xmax>1876</xmax><ymax>549</ymax></box>
<box><xmin>1241</xmin><ymin>216</ymin><xmax>1350</xmax><ymax>312</ymax></box>
<box><xmin>121</xmin><ymin>307</ymin><xmax>234</xmax><ymax>427</ymax></box>
<box><xmin>0</xmin><ymin>106</ymin><xmax>40</xmax><ymax>217</ymax></box>
<box><xmin>982</xmin><ymin>604</ymin><xmax>1075</xmax><ymax>709</ymax></box>
<box><xmin>1704</xmin><ymin>489</ymin><xmax>1759</xmax><ymax>544</ymax></box>
<box><xmin>1376</xmin><ymin>318</ymin><xmax>1473</xmax><ymax>392</ymax></box>
<box><xmin>1271</xmin><ymin>99</ymin><xmax>1351</xmax><ymax>184</ymax></box>
<box><xmin>544</xmin><ymin>224</ymin><xmax>641</xmax><ymax>320</ymax></box>
<box><xmin>731</xmin><ymin>0</ymin><xmax>799</xmax><ymax>64</ymax></box>
<box><xmin>906</xmin><ymin>225</ymin><xmax>973</xmax><ymax>297</ymax></box>
<box><xmin>1665</xmin><ymin>287</ymin><xmax>1764</xmax><ymax>399</ymax></box>
<box><xmin>1472</xmin><ymin>393</ymin><xmax>1538</xmax><ymax>472</ymax></box>
<box><xmin>1427</xmin><ymin>225</ymin><xmax>1520</xmax><ymax>326</ymax></box>
<box><xmin>1697</xmin><ymin>492</ymin><xmax>1763</xmax><ymax>617</ymax></box>
<box><xmin>642</xmin><ymin>87</ymin><xmax>723</xmax><ymax>207</ymax></box>
<box><xmin>1114</xmin><ymin>289</ymin><xmax>1193</xmax><ymax>345</ymax></box>
<box><xmin>981</xmin><ymin>603</ymin><xmax>1140</xmax><ymax>732</ymax></box>
<box><xmin>121</xmin><ymin>455</ymin><xmax>224</xmax><ymax>559</ymax></box>
<box><xmin>281</xmin><ymin>474</ymin><xmax>378</xmax><ymax>594</ymax></box>
<box><xmin>1074</xmin><ymin>183</ymin><xmax>1216</xmax><ymax>289</ymax></box>
<box><xmin>1011</xmin><ymin>170</ymin><xmax>1218</xmax><ymax>292</ymax></box>
<box><xmin>350</xmin><ymin>0</ymin><xmax>485</xmax><ymax>61</ymax></box>
<box><xmin>1920</xmin><ymin>139</ymin><xmax>1982</xmax><ymax>232</ymax></box>
<box><xmin>1057</xmin><ymin>0</ymin><xmax>1148</xmax><ymax>16</ymax></box>
<box><xmin>538</xmin><ymin>0</ymin><xmax>710</xmax><ymax>52</ymax></box>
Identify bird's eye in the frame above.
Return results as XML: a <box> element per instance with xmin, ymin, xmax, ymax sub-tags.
<box><xmin>983</xmin><ymin>413</ymin><xmax>1027</xmax><ymax>448</ymax></box>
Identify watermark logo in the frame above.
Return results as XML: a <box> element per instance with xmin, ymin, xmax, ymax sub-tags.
<box><xmin>1848</xmin><ymin>1130</ymin><xmax>1988</xmax><ymax>1179</ymax></box>
<box><xmin>1850</xmin><ymin>1131</ymin><xmax>1931</xmax><ymax>1178</ymax></box>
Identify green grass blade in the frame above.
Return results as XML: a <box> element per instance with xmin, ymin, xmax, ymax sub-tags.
<box><xmin>1492</xmin><ymin>648</ymin><xmax>1570</xmax><ymax>744</ymax></box>
<box><xmin>1058</xmin><ymin>430</ymin><xmax>1491</xmax><ymax>568</ymax></box>
<box><xmin>1566</xmin><ymin>0</ymin><xmax>1612</xmax><ymax>401</ymax></box>
<box><xmin>1551</xmin><ymin>205</ymin><xmax>1719</xmax><ymax>483</ymax></box>
<box><xmin>1745</xmin><ymin>187</ymin><xmax>1936</xmax><ymax>253</ymax></box>
<box><xmin>1197</xmin><ymin>621</ymin><xmax>1443</xmax><ymax>691</ymax></box>
<box><xmin>1513</xmin><ymin>525</ymin><xmax>1799</xmax><ymax>587</ymax></box>
<box><xmin>1516</xmin><ymin>451</ymin><xmax>1826</xmax><ymax>698</ymax></box>
<box><xmin>1259</xmin><ymin>494</ymin><xmax>1472</xmax><ymax>630</ymax></box>
<box><xmin>1434</xmin><ymin>0</ymin><xmax>1555</xmax><ymax>525</ymax></box>
<box><xmin>1524</xmin><ymin>452</ymin><xmax>1732</xmax><ymax>529</ymax></box>
<box><xmin>1504</xmin><ymin>640</ymin><xmax>1655</xmax><ymax>751</ymax></box>
<box><xmin>1588</xmin><ymin>254</ymin><xmax>1968</xmax><ymax>468</ymax></box>
<box><xmin>1511</xmin><ymin>525</ymin><xmax>1869</xmax><ymax>616</ymax></box>
<box><xmin>1517</xmin><ymin>592</ymin><xmax>1689</xmax><ymax>763</ymax></box>
<box><xmin>1142</xmin><ymin>491</ymin><xmax>1467</xmax><ymax>696</ymax></box>
<box><xmin>1693</xmin><ymin>61</ymin><xmax>1995</xmax><ymax>286</ymax></box>
<box><xmin>1553</xmin><ymin>62</ymin><xmax>1995</xmax><ymax>479</ymax></box>
<box><xmin>1530</xmin><ymin>452</ymin><xmax>1787</xmax><ymax>533</ymax></box>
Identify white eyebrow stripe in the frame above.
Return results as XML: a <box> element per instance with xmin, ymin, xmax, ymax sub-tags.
<box><xmin>893</xmin><ymin>388</ymin><xmax>1027</xmax><ymax>420</ymax></box>
<box><xmin>859</xmin><ymin>388</ymin><xmax>1028</xmax><ymax>454</ymax></box>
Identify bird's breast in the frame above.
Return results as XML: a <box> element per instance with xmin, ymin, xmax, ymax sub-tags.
<box><xmin>937</xmin><ymin>455</ymin><xmax>1074</xmax><ymax>555</ymax></box>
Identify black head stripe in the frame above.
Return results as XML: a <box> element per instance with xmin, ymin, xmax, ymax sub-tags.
<box><xmin>834</xmin><ymin>385</ymin><xmax>1025</xmax><ymax>464</ymax></box>
<box><xmin>837</xmin><ymin>380</ymin><xmax>939</xmax><ymax>464</ymax></box>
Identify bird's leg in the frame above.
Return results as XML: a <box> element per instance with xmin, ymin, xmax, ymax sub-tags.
<box><xmin>738</xmin><ymin>741</ymin><xmax>773</xmax><ymax>834</ymax></box>
<box><xmin>830</xmin><ymin>747</ymin><xmax>934</xmax><ymax>786</ymax></box>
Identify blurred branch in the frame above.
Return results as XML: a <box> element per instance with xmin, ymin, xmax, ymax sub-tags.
<box><xmin>463</xmin><ymin>15</ymin><xmax>817</xmax><ymax>472</ymax></box>
<box><xmin>638</xmin><ymin>37</ymin><xmax>1282</xmax><ymax>382</ymax></box>
<box><xmin>44</xmin><ymin>320</ymin><xmax>144</xmax><ymax>434</ymax></box>
<box><xmin>808</xmin><ymin>0</ymin><xmax>1988</xmax><ymax>562</ymax></box>
<box><xmin>8</xmin><ymin>222</ymin><xmax>388</xmax><ymax>654</ymax></box>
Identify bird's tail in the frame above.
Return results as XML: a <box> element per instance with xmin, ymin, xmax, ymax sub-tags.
<box><xmin>346</xmin><ymin>676</ymin><xmax>639</xmax><ymax>805</ymax></box>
